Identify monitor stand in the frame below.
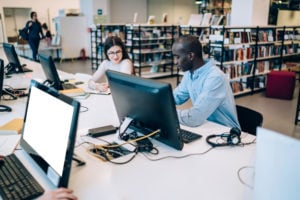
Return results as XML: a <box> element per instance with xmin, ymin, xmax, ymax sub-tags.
<box><xmin>2</xmin><ymin>89</ymin><xmax>17</xmax><ymax>100</ymax></box>
<box><xmin>0</xmin><ymin>105</ymin><xmax>12</xmax><ymax>112</ymax></box>
<box><xmin>72</xmin><ymin>153</ymin><xmax>86</xmax><ymax>166</ymax></box>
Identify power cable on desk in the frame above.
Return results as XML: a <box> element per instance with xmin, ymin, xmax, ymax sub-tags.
<box><xmin>86</xmin><ymin>130</ymin><xmax>160</xmax><ymax>165</ymax></box>
<box><xmin>80</xmin><ymin>105</ymin><xmax>89</xmax><ymax>113</ymax></box>
<box><xmin>141</xmin><ymin>147</ymin><xmax>214</xmax><ymax>161</ymax></box>
<box><xmin>237</xmin><ymin>165</ymin><xmax>255</xmax><ymax>189</ymax></box>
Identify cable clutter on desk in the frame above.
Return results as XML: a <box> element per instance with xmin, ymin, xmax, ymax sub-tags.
<box><xmin>81</xmin><ymin>123</ymin><xmax>257</xmax><ymax>164</ymax></box>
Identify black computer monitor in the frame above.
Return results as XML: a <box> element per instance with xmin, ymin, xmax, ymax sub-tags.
<box><xmin>2</xmin><ymin>42</ymin><xmax>32</xmax><ymax>74</ymax></box>
<box><xmin>106</xmin><ymin>70</ymin><xmax>184</xmax><ymax>150</ymax></box>
<box><xmin>0</xmin><ymin>59</ymin><xmax>12</xmax><ymax>112</ymax></box>
<box><xmin>38</xmin><ymin>53</ymin><xmax>64</xmax><ymax>90</ymax></box>
<box><xmin>20</xmin><ymin>79</ymin><xmax>80</xmax><ymax>187</ymax></box>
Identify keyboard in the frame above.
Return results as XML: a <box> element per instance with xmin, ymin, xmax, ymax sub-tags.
<box><xmin>0</xmin><ymin>154</ymin><xmax>45</xmax><ymax>200</ymax></box>
<box><xmin>180</xmin><ymin>129</ymin><xmax>202</xmax><ymax>143</ymax></box>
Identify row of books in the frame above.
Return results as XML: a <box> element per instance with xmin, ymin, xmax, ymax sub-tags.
<box><xmin>282</xmin><ymin>43</ymin><xmax>300</xmax><ymax>55</ymax></box>
<box><xmin>230</xmin><ymin>80</ymin><xmax>246</xmax><ymax>94</ymax></box>
<box><xmin>257</xmin><ymin>46</ymin><xmax>282</xmax><ymax>58</ymax></box>
<box><xmin>223</xmin><ymin>31</ymin><xmax>253</xmax><ymax>44</ymax></box>
<box><xmin>213</xmin><ymin>47</ymin><xmax>255</xmax><ymax>62</ymax></box>
<box><xmin>230</xmin><ymin>76</ymin><xmax>268</xmax><ymax>93</ymax></box>
<box><xmin>222</xmin><ymin>63</ymin><xmax>254</xmax><ymax>79</ymax></box>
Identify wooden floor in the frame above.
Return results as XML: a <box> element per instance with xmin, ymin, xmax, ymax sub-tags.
<box><xmin>55</xmin><ymin>59</ymin><xmax>300</xmax><ymax>138</ymax></box>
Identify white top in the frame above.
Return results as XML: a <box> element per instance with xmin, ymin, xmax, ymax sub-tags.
<box><xmin>88</xmin><ymin>59</ymin><xmax>133</xmax><ymax>90</ymax></box>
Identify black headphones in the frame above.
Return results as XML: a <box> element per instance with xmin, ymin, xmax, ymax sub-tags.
<box><xmin>206</xmin><ymin>127</ymin><xmax>241</xmax><ymax>148</ymax></box>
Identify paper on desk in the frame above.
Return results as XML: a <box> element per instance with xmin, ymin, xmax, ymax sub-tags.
<box><xmin>0</xmin><ymin>135</ymin><xmax>21</xmax><ymax>156</ymax></box>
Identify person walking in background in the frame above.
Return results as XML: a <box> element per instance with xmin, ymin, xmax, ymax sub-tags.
<box><xmin>88</xmin><ymin>36</ymin><xmax>134</xmax><ymax>92</ymax></box>
<box><xmin>26</xmin><ymin>11</ymin><xmax>44</xmax><ymax>61</ymax></box>
<box><xmin>42</xmin><ymin>23</ymin><xmax>52</xmax><ymax>46</ymax></box>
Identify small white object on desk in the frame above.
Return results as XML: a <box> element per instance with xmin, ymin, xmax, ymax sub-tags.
<box><xmin>0</xmin><ymin>135</ymin><xmax>21</xmax><ymax>156</ymax></box>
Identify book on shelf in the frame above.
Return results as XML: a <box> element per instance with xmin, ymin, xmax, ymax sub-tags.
<box><xmin>210</xmin><ymin>15</ymin><xmax>224</xmax><ymax>26</ymax></box>
<box><xmin>230</xmin><ymin>80</ymin><xmax>244</xmax><ymax>93</ymax></box>
<box><xmin>234</xmin><ymin>32</ymin><xmax>241</xmax><ymax>44</ymax></box>
<box><xmin>201</xmin><ymin>13</ymin><xmax>212</xmax><ymax>26</ymax></box>
<box><xmin>188</xmin><ymin>14</ymin><xmax>203</xmax><ymax>26</ymax></box>
<box><xmin>0</xmin><ymin>118</ymin><xmax>23</xmax><ymax>135</ymax></box>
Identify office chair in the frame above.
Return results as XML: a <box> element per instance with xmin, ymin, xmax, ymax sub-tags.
<box><xmin>236</xmin><ymin>105</ymin><xmax>263</xmax><ymax>135</ymax></box>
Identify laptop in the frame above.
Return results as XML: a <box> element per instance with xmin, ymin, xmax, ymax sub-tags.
<box><xmin>38</xmin><ymin>53</ymin><xmax>77</xmax><ymax>90</ymax></box>
<box><xmin>0</xmin><ymin>80</ymin><xmax>80</xmax><ymax>199</ymax></box>
<box><xmin>2</xmin><ymin>43</ymin><xmax>32</xmax><ymax>74</ymax></box>
<box><xmin>253</xmin><ymin>127</ymin><xmax>300</xmax><ymax>200</ymax></box>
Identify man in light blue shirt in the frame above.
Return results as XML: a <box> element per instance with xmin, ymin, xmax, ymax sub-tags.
<box><xmin>172</xmin><ymin>35</ymin><xmax>240</xmax><ymax>129</ymax></box>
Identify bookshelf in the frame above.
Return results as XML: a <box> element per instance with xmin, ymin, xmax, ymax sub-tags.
<box><xmin>209</xmin><ymin>26</ymin><xmax>257</xmax><ymax>96</ymax></box>
<box><xmin>125</xmin><ymin>24</ymin><xmax>177</xmax><ymax>78</ymax></box>
<box><xmin>89</xmin><ymin>24</ymin><xmax>300</xmax><ymax>96</ymax></box>
<box><xmin>178</xmin><ymin>25</ymin><xmax>300</xmax><ymax>96</ymax></box>
<box><xmin>90</xmin><ymin>24</ymin><xmax>125</xmax><ymax>69</ymax></box>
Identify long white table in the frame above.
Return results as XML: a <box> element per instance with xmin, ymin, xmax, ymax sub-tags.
<box><xmin>1</xmin><ymin>50</ymin><xmax>256</xmax><ymax>200</ymax></box>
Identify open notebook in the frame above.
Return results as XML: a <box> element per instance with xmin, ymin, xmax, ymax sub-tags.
<box><xmin>0</xmin><ymin>80</ymin><xmax>80</xmax><ymax>199</ymax></box>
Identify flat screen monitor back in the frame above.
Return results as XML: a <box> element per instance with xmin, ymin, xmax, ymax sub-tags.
<box><xmin>106</xmin><ymin>70</ymin><xmax>183</xmax><ymax>150</ymax></box>
<box><xmin>0</xmin><ymin>59</ymin><xmax>12</xmax><ymax>112</ymax></box>
<box><xmin>38</xmin><ymin>53</ymin><xmax>64</xmax><ymax>90</ymax></box>
<box><xmin>2</xmin><ymin>43</ymin><xmax>31</xmax><ymax>74</ymax></box>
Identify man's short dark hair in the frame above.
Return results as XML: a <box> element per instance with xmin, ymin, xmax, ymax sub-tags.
<box><xmin>175</xmin><ymin>35</ymin><xmax>203</xmax><ymax>58</ymax></box>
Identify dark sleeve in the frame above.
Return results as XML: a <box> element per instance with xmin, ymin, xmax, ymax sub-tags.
<box><xmin>25</xmin><ymin>21</ymin><xmax>30</xmax><ymax>29</ymax></box>
<box><xmin>46</xmin><ymin>31</ymin><xmax>52</xmax><ymax>39</ymax></box>
<box><xmin>39</xmin><ymin>23</ymin><xmax>45</xmax><ymax>38</ymax></box>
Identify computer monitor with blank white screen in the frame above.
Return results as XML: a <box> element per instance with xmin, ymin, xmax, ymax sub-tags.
<box><xmin>20</xmin><ymin>80</ymin><xmax>80</xmax><ymax>187</ymax></box>
<box><xmin>106</xmin><ymin>70</ymin><xmax>184</xmax><ymax>150</ymax></box>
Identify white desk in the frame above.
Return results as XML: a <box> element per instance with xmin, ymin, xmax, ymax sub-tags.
<box><xmin>1</xmin><ymin>51</ymin><xmax>256</xmax><ymax>200</ymax></box>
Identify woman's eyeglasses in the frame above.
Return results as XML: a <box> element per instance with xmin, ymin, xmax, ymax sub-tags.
<box><xmin>107</xmin><ymin>50</ymin><xmax>122</xmax><ymax>56</ymax></box>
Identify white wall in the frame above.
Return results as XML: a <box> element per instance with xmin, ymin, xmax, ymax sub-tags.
<box><xmin>110</xmin><ymin>0</ymin><xmax>147</xmax><ymax>23</ymax></box>
<box><xmin>80</xmin><ymin>0</ymin><xmax>110</xmax><ymax>26</ymax></box>
<box><xmin>148</xmin><ymin>0</ymin><xmax>197</xmax><ymax>25</ymax></box>
<box><xmin>231</xmin><ymin>0</ymin><xmax>269</xmax><ymax>26</ymax></box>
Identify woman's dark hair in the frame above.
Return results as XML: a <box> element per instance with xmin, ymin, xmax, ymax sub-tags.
<box><xmin>103</xmin><ymin>36</ymin><xmax>130</xmax><ymax>60</ymax></box>
<box><xmin>42</xmin><ymin>23</ymin><xmax>48</xmax><ymax>30</ymax></box>
<box><xmin>30</xmin><ymin>11</ymin><xmax>37</xmax><ymax>19</ymax></box>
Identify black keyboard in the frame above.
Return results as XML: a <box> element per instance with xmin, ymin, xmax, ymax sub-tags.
<box><xmin>0</xmin><ymin>154</ymin><xmax>44</xmax><ymax>200</ymax></box>
<box><xmin>180</xmin><ymin>129</ymin><xmax>202</xmax><ymax>143</ymax></box>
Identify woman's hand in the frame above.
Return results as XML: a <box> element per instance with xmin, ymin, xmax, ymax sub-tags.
<box><xmin>96</xmin><ymin>82</ymin><xmax>109</xmax><ymax>92</ymax></box>
<box><xmin>38</xmin><ymin>188</ymin><xmax>77</xmax><ymax>200</ymax></box>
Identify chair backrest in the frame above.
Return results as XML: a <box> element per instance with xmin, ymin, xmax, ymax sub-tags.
<box><xmin>236</xmin><ymin>105</ymin><xmax>263</xmax><ymax>135</ymax></box>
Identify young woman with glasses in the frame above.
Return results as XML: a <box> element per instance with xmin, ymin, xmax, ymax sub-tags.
<box><xmin>88</xmin><ymin>36</ymin><xmax>134</xmax><ymax>92</ymax></box>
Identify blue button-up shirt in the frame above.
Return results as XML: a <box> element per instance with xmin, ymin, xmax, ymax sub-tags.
<box><xmin>173</xmin><ymin>60</ymin><xmax>240</xmax><ymax>129</ymax></box>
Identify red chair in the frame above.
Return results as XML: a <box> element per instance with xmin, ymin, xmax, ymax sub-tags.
<box><xmin>266</xmin><ymin>71</ymin><xmax>296</xmax><ymax>100</ymax></box>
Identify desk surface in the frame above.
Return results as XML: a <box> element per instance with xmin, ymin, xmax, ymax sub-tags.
<box><xmin>1</xmin><ymin>49</ymin><xmax>256</xmax><ymax>200</ymax></box>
